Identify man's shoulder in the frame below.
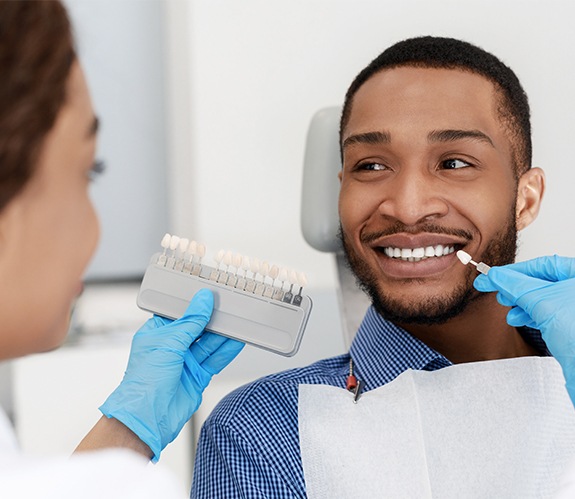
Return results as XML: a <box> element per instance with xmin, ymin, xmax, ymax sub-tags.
<box><xmin>205</xmin><ymin>353</ymin><xmax>349</xmax><ymax>430</ymax></box>
<box><xmin>193</xmin><ymin>356</ymin><xmax>350</xmax><ymax>497</ymax></box>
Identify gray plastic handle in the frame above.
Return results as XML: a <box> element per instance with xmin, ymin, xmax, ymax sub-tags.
<box><xmin>137</xmin><ymin>256</ymin><xmax>312</xmax><ymax>357</ymax></box>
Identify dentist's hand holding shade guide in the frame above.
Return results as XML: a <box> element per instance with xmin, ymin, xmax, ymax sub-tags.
<box><xmin>456</xmin><ymin>250</ymin><xmax>491</xmax><ymax>275</ymax></box>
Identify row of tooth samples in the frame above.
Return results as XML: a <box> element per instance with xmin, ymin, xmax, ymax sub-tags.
<box><xmin>157</xmin><ymin>233</ymin><xmax>206</xmax><ymax>274</ymax></box>
<box><xmin>156</xmin><ymin>233</ymin><xmax>307</xmax><ymax>306</ymax></box>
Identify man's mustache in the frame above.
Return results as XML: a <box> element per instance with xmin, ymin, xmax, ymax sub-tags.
<box><xmin>360</xmin><ymin>222</ymin><xmax>474</xmax><ymax>245</ymax></box>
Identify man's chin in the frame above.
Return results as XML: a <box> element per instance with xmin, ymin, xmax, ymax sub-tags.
<box><xmin>364</xmin><ymin>282</ymin><xmax>481</xmax><ymax>326</ymax></box>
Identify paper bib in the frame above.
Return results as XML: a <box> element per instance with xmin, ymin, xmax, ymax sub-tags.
<box><xmin>299</xmin><ymin>357</ymin><xmax>575</xmax><ymax>499</ymax></box>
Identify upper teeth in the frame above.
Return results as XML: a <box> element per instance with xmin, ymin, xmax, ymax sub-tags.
<box><xmin>384</xmin><ymin>245</ymin><xmax>455</xmax><ymax>262</ymax></box>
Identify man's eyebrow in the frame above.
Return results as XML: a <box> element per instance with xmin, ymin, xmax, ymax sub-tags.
<box><xmin>87</xmin><ymin>116</ymin><xmax>100</xmax><ymax>138</ymax></box>
<box><xmin>428</xmin><ymin>129</ymin><xmax>494</xmax><ymax>147</ymax></box>
<box><xmin>342</xmin><ymin>131</ymin><xmax>391</xmax><ymax>150</ymax></box>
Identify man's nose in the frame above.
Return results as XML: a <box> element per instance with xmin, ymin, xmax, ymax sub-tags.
<box><xmin>376</xmin><ymin>169</ymin><xmax>449</xmax><ymax>226</ymax></box>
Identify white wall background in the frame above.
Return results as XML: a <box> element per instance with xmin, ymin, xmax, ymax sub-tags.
<box><xmin>169</xmin><ymin>0</ymin><xmax>575</xmax><ymax>293</ymax></box>
<box><xmin>64</xmin><ymin>0</ymin><xmax>169</xmax><ymax>280</ymax></box>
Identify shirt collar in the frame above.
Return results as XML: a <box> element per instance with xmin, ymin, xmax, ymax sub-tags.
<box><xmin>348</xmin><ymin>307</ymin><xmax>550</xmax><ymax>391</ymax></box>
<box><xmin>349</xmin><ymin>306</ymin><xmax>451</xmax><ymax>390</ymax></box>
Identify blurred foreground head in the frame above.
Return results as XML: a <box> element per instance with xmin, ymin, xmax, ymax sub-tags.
<box><xmin>0</xmin><ymin>0</ymin><xmax>75</xmax><ymax>212</ymax></box>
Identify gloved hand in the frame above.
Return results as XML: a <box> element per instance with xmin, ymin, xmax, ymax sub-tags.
<box><xmin>473</xmin><ymin>255</ymin><xmax>575</xmax><ymax>404</ymax></box>
<box><xmin>99</xmin><ymin>289</ymin><xmax>244</xmax><ymax>462</ymax></box>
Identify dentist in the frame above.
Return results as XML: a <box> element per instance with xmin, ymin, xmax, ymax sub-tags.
<box><xmin>0</xmin><ymin>1</ymin><xmax>242</xmax><ymax>496</ymax></box>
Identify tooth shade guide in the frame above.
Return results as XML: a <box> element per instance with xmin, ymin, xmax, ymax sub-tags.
<box><xmin>154</xmin><ymin>234</ymin><xmax>307</xmax><ymax>306</ymax></box>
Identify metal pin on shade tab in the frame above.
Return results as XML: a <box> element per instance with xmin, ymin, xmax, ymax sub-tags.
<box><xmin>456</xmin><ymin>250</ymin><xmax>491</xmax><ymax>275</ymax></box>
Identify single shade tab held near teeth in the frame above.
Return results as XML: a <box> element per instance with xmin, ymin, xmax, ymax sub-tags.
<box><xmin>456</xmin><ymin>250</ymin><xmax>491</xmax><ymax>275</ymax></box>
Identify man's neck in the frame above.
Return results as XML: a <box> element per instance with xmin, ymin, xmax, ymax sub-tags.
<box><xmin>396</xmin><ymin>294</ymin><xmax>539</xmax><ymax>364</ymax></box>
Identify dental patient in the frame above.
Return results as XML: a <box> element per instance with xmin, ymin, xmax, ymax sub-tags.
<box><xmin>192</xmin><ymin>36</ymin><xmax>575</xmax><ymax>498</ymax></box>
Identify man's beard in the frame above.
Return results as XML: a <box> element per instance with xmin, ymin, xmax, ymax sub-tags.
<box><xmin>339</xmin><ymin>211</ymin><xmax>518</xmax><ymax>326</ymax></box>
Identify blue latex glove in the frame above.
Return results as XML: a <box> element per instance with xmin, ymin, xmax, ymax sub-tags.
<box><xmin>99</xmin><ymin>289</ymin><xmax>244</xmax><ymax>462</ymax></box>
<box><xmin>474</xmin><ymin>255</ymin><xmax>575</xmax><ymax>403</ymax></box>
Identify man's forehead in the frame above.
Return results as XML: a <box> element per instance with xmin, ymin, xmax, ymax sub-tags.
<box><xmin>355</xmin><ymin>65</ymin><xmax>497</xmax><ymax>101</ymax></box>
<box><xmin>344</xmin><ymin>66</ymin><xmax>500</xmax><ymax>136</ymax></box>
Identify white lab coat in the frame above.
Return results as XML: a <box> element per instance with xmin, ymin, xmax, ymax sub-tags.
<box><xmin>0</xmin><ymin>408</ymin><xmax>187</xmax><ymax>498</ymax></box>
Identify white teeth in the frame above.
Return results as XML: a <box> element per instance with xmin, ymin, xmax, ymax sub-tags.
<box><xmin>412</xmin><ymin>247</ymin><xmax>425</xmax><ymax>258</ymax></box>
<box><xmin>383</xmin><ymin>244</ymin><xmax>456</xmax><ymax>261</ymax></box>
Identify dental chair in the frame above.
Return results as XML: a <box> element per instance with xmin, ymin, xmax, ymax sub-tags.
<box><xmin>300</xmin><ymin>107</ymin><xmax>371</xmax><ymax>348</ymax></box>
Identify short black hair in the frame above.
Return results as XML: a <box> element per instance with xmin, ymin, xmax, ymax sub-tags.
<box><xmin>340</xmin><ymin>36</ymin><xmax>531</xmax><ymax>176</ymax></box>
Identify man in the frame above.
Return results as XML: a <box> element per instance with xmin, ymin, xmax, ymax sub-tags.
<box><xmin>192</xmin><ymin>36</ymin><xmax>573</xmax><ymax>497</ymax></box>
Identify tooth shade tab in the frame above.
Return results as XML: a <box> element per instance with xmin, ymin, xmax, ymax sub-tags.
<box><xmin>241</xmin><ymin>256</ymin><xmax>251</xmax><ymax>272</ymax></box>
<box><xmin>456</xmin><ymin>250</ymin><xmax>473</xmax><ymax>265</ymax></box>
<box><xmin>269</xmin><ymin>265</ymin><xmax>280</xmax><ymax>280</ymax></box>
<box><xmin>384</xmin><ymin>244</ymin><xmax>455</xmax><ymax>261</ymax></box>
<box><xmin>179</xmin><ymin>238</ymin><xmax>189</xmax><ymax>253</ymax></box>
<box><xmin>214</xmin><ymin>249</ymin><xmax>225</xmax><ymax>267</ymax></box>
<box><xmin>169</xmin><ymin>236</ymin><xmax>180</xmax><ymax>251</ymax></box>
<box><xmin>223</xmin><ymin>250</ymin><xmax>233</xmax><ymax>267</ymax></box>
<box><xmin>233</xmin><ymin>253</ymin><xmax>243</xmax><ymax>268</ymax></box>
<box><xmin>188</xmin><ymin>240</ymin><xmax>197</xmax><ymax>256</ymax></box>
<box><xmin>250</xmin><ymin>258</ymin><xmax>261</xmax><ymax>275</ymax></box>
<box><xmin>456</xmin><ymin>250</ymin><xmax>491</xmax><ymax>275</ymax></box>
<box><xmin>161</xmin><ymin>233</ymin><xmax>171</xmax><ymax>249</ymax></box>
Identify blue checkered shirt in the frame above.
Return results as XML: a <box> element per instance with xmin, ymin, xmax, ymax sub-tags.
<box><xmin>191</xmin><ymin>306</ymin><xmax>547</xmax><ymax>498</ymax></box>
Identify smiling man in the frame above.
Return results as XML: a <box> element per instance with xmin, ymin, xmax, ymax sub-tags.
<box><xmin>338</xmin><ymin>43</ymin><xmax>545</xmax><ymax>364</ymax></box>
<box><xmin>192</xmin><ymin>37</ymin><xmax>549</xmax><ymax>498</ymax></box>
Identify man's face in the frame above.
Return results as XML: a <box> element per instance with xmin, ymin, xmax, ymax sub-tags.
<box><xmin>339</xmin><ymin>66</ymin><xmax>520</xmax><ymax>325</ymax></box>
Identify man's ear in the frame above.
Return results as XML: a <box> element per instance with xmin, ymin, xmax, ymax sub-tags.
<box><xmin>516</xmin><ymin>167</ymin><xmax>545</xmax><ymax>231</ymax></box>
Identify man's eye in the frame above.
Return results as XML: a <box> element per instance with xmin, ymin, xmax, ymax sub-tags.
<box><xmin>358</xmin><ymin>162</ymin><xmax>387</xmax><ymax>171</ymax></box>
<box><xmin>442</xmin><ymin>158</ymin><xmax>471</xmax><ymax>170</ymax></box>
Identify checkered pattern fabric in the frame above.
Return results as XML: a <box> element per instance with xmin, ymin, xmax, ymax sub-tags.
<box><xmin>191</xmin><ymin>306</ymin><xmax>547</xmax><ymax>498</ymax></box>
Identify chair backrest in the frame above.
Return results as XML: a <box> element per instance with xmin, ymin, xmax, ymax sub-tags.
<box><xmin>300</xmin><ymin>107</ymin><xmax>370</xmax><ymax>347</ymax></box>
<box><xmin>300</xmin><ymin>106</ymin><xmax>342</xmax><ymax>253</ymax></box>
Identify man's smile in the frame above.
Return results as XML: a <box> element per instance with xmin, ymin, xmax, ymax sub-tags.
<box><xmin>364</xmin><ymin>231</ymin><xmax>472</xmax><ymax>277</ymax></box>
